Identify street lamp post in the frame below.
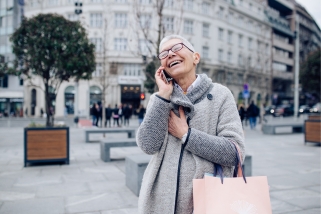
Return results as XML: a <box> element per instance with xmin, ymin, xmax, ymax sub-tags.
<box><xmin>74</xmin><ymin>2</ymin><xmax>82</xmax><ymax>122</ymax></box>
<box><xmin>294</xmin><ymin>15</ymin><xmax>300</xmax><ymax>119</ymax></box>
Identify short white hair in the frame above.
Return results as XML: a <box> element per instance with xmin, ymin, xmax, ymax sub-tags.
<box><xmin>159</xmin><ymin>35</ymin><xmax>195</xmax><ymax>53</ymax></box>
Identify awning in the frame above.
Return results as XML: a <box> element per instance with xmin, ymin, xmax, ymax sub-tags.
<box><xmin>0</xmin><ymin>90</ymin><xmax>23</xmax><ymax>98</ymax></box>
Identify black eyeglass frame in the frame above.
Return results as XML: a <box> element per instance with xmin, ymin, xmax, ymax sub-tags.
<box><xmin>158</xmin><ymin>43</ymin><xmax>194</xmax><ymax>60</ymax></box>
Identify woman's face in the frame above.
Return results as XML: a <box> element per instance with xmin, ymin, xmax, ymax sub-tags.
<box><xmin>160</xmin><ymin>38</ymin><xmax>199</xmax><ymax>79</ymax></box>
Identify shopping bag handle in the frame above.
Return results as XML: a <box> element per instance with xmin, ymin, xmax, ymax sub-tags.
<box><xmin>213</xmin><ymin>142</ymin><xmax>247</xmax><ymax>184</ymax></box>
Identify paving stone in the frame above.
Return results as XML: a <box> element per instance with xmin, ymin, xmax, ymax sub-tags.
<box><xmin>101</xmin><ymin>207</ymin><xmax>138</xmax><ymax>214</ymax></box>
<box><xmin>65</xmin><ymin>191</ymin><xmax>137</xmax><ymax>214</ymax></box>
<box><xmin>0</xmin><ymin>198</ymin><xmax>64</xmax><ymax>214</ymax></box>
<box><xmin>0</xmin><ymin>191</ymin><xmax>35</xmax><ymax>201</ymax></box>
<box><xmin>271</xmin><ymin>197</ymin><xmax>302</xmax><ymax>214</ymax></box>
<box><xmin>282</xmin><ymin>208</ymin><xmax>321</xmax><ymax>214</ymax></box>
<box><xmin>36</xmin><ymin>183</ymin><xmax>90</xmax><ymax>198</ymax></box>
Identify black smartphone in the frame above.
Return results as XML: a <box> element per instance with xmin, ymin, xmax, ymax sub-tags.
<box><xmin>161</xmin><ymin>70</ymin><xmax>173</xmax><ymax>84</ymax></box>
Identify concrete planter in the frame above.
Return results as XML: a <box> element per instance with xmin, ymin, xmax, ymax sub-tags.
<box><xmin>24</xmin><ymin>127</ymin><xmax>69</xmax><ymax>167</ymax></box>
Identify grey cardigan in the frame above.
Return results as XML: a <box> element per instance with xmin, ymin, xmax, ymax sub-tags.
<box><xmin>136</xmin><ymin>74</ymin><xmax>245</xmax><ymax>214</ymax></box>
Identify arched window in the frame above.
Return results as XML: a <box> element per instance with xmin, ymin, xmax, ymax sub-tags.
<box><xmin>64</xmin><ymin>86</ymin><xmax>75</xmax><ymax>114</ymax></box>
<box><xmin>89</xmin><ymin>86</ymin><xmax>102</xmax><ymax>107</ymax></box>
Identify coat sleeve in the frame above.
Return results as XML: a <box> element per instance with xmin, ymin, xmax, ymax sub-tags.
<box><xmin>185</xmin><ymin>87</ymin><xmax>245</xmax><ymax>166</ymax></box>
<box><xmin>136</xmin><ymin>94</ymin><xmax>172</xmax><ymax>155</ymax></box>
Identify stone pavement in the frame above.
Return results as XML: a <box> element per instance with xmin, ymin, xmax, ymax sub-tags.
<box><xmin>0</xmin><ymin>119</ymin><xmax>320</xmax><ymax>214</ymax></box>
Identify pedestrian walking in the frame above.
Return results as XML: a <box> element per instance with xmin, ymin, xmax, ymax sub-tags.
<box><xmin>112</xmin><ymin>104</ymin><xmax>120</xmax><ymax>127</ymax></box>
<box><xmin>118</xmin><ymin>103</ymin><xmax>123</xmax><ymax>126</ymax></box>
<box><xmin>136</xmin><ymin>35</ymin><xmax>244</xmax><ymax>213</ymax></box>
<box><xmin>136</xmin><ymin>104</ymin><xmax>145</xmax><ymax>125</ymax></box>
<box><xmin>238</xmin><ymin>103</ymin><xmax>246</xmax><ymax>126</ymax></box>
<box><xmin>105</xmin><ymin>104</ymin><xmax>113</xmax><ymax>127</ymax></box>
<box><xmin>247</xmin><ymin>100</ymin><xmax>259</xmax><ymax>129</ymax></box>
<box><xmin>93</xmin><ymin>103</ymin><xmax>100</xmax><ymax>127</ymax></box>
<box><xmin>123</xmin><ymin>104</ymin><xmax>131</xmax><ymax>126</ymax></box>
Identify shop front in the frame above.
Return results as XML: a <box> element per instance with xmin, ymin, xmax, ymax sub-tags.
<box><xmin>0</xmin><ymin>91</ymin><xmax>24</xmax><ymax>117</ymax></box>
<box><xmin>118</xmin><ymin>76</ymin><xmax>144</xmax><ymax>109</ymax></box>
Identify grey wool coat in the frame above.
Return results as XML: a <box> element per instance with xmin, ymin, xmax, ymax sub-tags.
<box><xmin>136</xmin><ymin>74</ymin><xmax>245</xmax><ymax>214</ymax></box>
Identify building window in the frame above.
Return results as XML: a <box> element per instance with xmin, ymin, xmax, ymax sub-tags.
<box><xmin>237</xmin><ymin>74</ymin><xmax>243</xmax><ymax>84</ymax></box>
<box><xmin>93</xmin><ymin>63</ymin><xmax>102</xmax><ymax>77</ymax></box>
<box><xmin>139</xmin><ymin>14</ymin><xmax>151</xmax><ymax>28</ymax></box>
<box><xmin>219</xmin><ymin>28</ymin><xmax>224</xmax><ymax>40</ymax></box>
<box><xmin>114</xmin><ymin>38</ymin><xmax>127</xmax><ymax>51</ymax></box>
<box><xmin>48</xmin><ymin>0</ymin><xmax>59</xmax><ymax>6</ymax></box>
<box><xmin>238</xmin><ymin>16</ymin><xmax>243</xmax><ymax>27</ymax></box>
<box><xmin>227</xmin><ymin>52</ymin><xmax>232</xmax><ymax>64</ymax></box>
<box><xmin>91</xmin><ymin>0</ymin><xmax>102</xmax><ymax>2</ymax></box>
<box><xmin>90</xmin><ymin>13</ymin><xmax>103</xmax><ymax>28</ymax></box>
<box><xmin>139</xmin><ymin>39</ymin><xmax>151</xmax><ymax>55</ymax></box>
<box><xmin>164</xmin><ymin>0</ymin><xmax>174</xmax><ymax>7</ymax></box>
<box><xmin>90</xmin><ymin>38</ymin><xmax>103</xmax><ymax>52</ymax></box>
<box><xmin>20</xmin><ymin>78</ymin><xmax>24</xmax><ymax>86</ymax></box>
<box><xmin>218</xmin><ymin>6</ymin><xmax>224</xmax><ymax>19</ymax></box>
<box><xmin>238</xmin><ymin>35</ymin><xmax>243</xmax><ymax>47</ymax></box>
<box><xmin>238</xmin><ymin>54</ymin><xmax>243</xmax><ymax>66</ymax></box>
<box><xmin>227</xmin><ymin>72</ymin><xmax>233</xmax><ymax>83</ymax></box>
<box><xmin>265</xmin><ymin>44</ymin><xmax>269</xmax><ymax>55</ymax></box>
<box><xmin>228</xmin><ymin>12</ymin><xmax>233</xmax><ymax>23</ymax></box>
<box><xmin>203</xmin><ymin>23</ymin><xmax>209</xmax><ymax>37</ymax></box>
<box><xmin>68</xmin><ymin>14</ymin><xmax>78</xmax><ymax>22</ymax></box>
<box><xmin>163</xmin><ymin>16</ymin><xmax>174</xmax><ymax>32</ymax></box>
<box><xmin>248</xmin><ymin>38</ymin><xmax>252</xmax><ymax>49</ymax></box>
<box><xmin>140</xmin><ymin>0</ymin><xmax>152</xmax><ymax>5</ymax></box>
<box><xmin>184</xmin><ymin>20</ymin><xmax>193</xmax><ymax>34</ymax></box>
<box><xmin>228</xmin><ymin>31</ymin><xmax>233</xmax><ymax>44</ymax></box>
<box><xmin>248</xmin><ymin>57</ymin><xmax>252</xmax><ymax>67</ymax></box>
<box><xmin>115</xmin><ymin>13</ymin><xmax>127</xmax><ymax>28</ymax></box>
<box><xmin>115</xmin><ymin>0</ymin><xmax>127</xmax><ymax>3</ymax></box>
<box><xmin>123</xmin><ymin>64</ymin><xmax>141</xmax><ymax>76</ymax></box>
<box><xmin>184</xmin><ymin>0</ymin><xmax>193</xmax><ymax>11</ymax></box>
<box><xmin>202</xmin><ymin>46</ymin><xmax>209</xmax><ymax>59</ymax></box>
<box><xmin>218</xmin><ymin>49</ymin><xmax>223</xmax><ymax>61</ymax></box>
<box><xmin>202</xmin><ymin>2</ymin><xmax>210</xmax><ymax>15</ymax></box>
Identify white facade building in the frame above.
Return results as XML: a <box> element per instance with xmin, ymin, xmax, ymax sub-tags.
<box><xmin>22</xmin><ymin>0</ymin><xmax>273</xmax><ymax>117</ymax></box>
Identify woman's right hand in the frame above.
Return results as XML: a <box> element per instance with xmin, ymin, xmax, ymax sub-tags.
<box><xmin>155</xmin><ymin>66</ymin><xmax>173</xmax><ymax>100</ymax></box>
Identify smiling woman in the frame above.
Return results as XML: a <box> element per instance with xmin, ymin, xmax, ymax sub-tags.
<box><xmin>136</xmin><ymin>35</ymin><xmax>245</xmax><ymax>214</ymax></box>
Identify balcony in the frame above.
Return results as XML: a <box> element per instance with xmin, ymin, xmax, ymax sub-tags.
<box><xmin>273</xmin><ymin>70</ymin><xmax>293</xmax><ymax>80</ymax></box>
<box><xmin>273</xmin><ymin>55</ymin><xmax>294</xmax><ymax>66</ymax></box>
<box><xmin>273</xmin><ymin>39</ymin><xmax>294</xmax><ymax>52</ymax></box>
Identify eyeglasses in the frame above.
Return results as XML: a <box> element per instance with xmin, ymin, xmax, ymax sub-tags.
<box><xmin>158</xmin><ymin>43</ymin><xmax>194</xmax><ymax>60</ymax></box>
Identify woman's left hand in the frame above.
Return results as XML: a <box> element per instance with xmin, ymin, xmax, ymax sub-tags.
<box><xmin>168</xmin><ymin>106</ymin><xmax>189</xmax><ymax>139</ymax></box>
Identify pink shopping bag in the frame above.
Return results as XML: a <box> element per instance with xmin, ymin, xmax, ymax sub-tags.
<box><xmin>193</xmin><ymin>143</ymin><xmax>272</xmax><ymax>214</ymax></box>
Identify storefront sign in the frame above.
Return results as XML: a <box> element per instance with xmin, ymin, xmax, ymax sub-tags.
<box><xmin>118</xmin><ymin>76</ymin><xmax>142</xmax><ymax>85</ymax></box>
<box><xmin>10</xmin><ymin>98</ymin><xmax>24</xmax><ymax>102</ymax></box>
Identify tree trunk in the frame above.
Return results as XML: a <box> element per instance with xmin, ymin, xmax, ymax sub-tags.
<box><xmin>45</xmin><ymin>82</ymin><xmax>51</xmax><ymax>127</ymax></box>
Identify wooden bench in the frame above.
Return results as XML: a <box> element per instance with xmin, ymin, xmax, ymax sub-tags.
<box><xmin>85</xmin><ymin>128</ymin><xmax>136</xmax><ymax>142</ymax></box>
<box><xmin>100</xmin><ymin>138</ymin><xmax>137</xmax><ymax>162</ymax></box>
<box><xmin>125</xmin><ymin>154</ymin><xmax>252</xmax><ymax>196</ymax></box>
<box><xmin>304</xmin><ymin>115</ymin><xmax>321</xmax><ymax>145</ymax></box>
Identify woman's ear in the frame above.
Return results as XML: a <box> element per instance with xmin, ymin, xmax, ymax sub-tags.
<box><xmin>193</xmin><ymin>52</ymin><xmax>201</xmax><ymax>65</ymax></box>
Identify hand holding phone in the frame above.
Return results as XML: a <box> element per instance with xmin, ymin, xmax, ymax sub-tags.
<box><xmin>161</xmin><ymin>70</ymin><xmax>173</xmax><ymax>84</ymax></box>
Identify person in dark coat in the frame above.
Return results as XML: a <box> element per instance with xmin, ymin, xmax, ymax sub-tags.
<box><xmin>105</xmin><ymin>104</ymin><xmax>113</xmax><ymax>127</ymax></box>
<box><xmin>93</xmin><ymin>103</ymin><xmax>100</xmax><ymax>126</ymax></box>
<box><xmin>91</xmin><ymin>103</ymin><xmax>97</xmax><ymax>125</ymax></box>
<box><xmin>113</xmin><ymin>104</ymin><xmax>120</xmax><ymax>127</ymax></box>
<box><xmin>247</xmin><ymin>100</ymin><xmax>259</xmax><ymax>129</ymax></box>
<box><xmin>238</xmin><ymin>103</ymin><xmax>246</xmax><ymax>126</ymax></box>
<box><xmin>136</xmin><ymin>104</ymin><xmax>145</xmax><ymax>125</ymax></box>
<box><xmin>123</xmin><ymin>104</ymin><xmax>131</xmax><ymax>126</ymax></box>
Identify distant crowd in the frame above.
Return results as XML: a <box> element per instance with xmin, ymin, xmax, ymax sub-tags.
<box><xmin>238</xmin><ymin>100</ymin><xmax>260</xmax><ymax>129</ymax></box>
<box><xmin>90</xmin><ymin>102</ymin><xmax>145</xmax><ymax>127</ymax></box>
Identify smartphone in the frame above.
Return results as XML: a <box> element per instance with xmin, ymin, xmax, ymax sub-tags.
<box><xmin>161</xmin><ymin>70</ymin><xmax>173</xmax><ymax>84</ymax></box>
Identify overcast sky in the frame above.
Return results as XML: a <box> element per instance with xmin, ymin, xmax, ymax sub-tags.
<box><xmin>295</xmin><ymin>0</ymin><xmax>321</xmax><ymax>28</ymax></box>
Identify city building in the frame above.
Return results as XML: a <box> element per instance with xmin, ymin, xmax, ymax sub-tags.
<box><xmin>0</xmin><ymin>0</ymin><xmax>24</xmax><ymax>116</ymax></box>
<box><xmin>3</xmin><ymin>0</ymin><xmax>320</xmax><ymax>117</ymax></box>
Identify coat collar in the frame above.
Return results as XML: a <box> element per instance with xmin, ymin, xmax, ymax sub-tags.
<box><xmin>170</xmin><ymin>74</ymin><xmax>213</xmax><ymax>119</ymax></box>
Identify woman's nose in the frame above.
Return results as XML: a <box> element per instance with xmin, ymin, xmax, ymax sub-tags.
<box><xmin>168</xmin><ymin>50</ymin><xmax>176</xmax><ymax>58</ymax></box>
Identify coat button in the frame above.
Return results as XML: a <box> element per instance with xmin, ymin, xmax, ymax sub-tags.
<box><xmin>207</xmin><ymin>94</ymin><xmax>213</xmax><ymax>100</ymax></box>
